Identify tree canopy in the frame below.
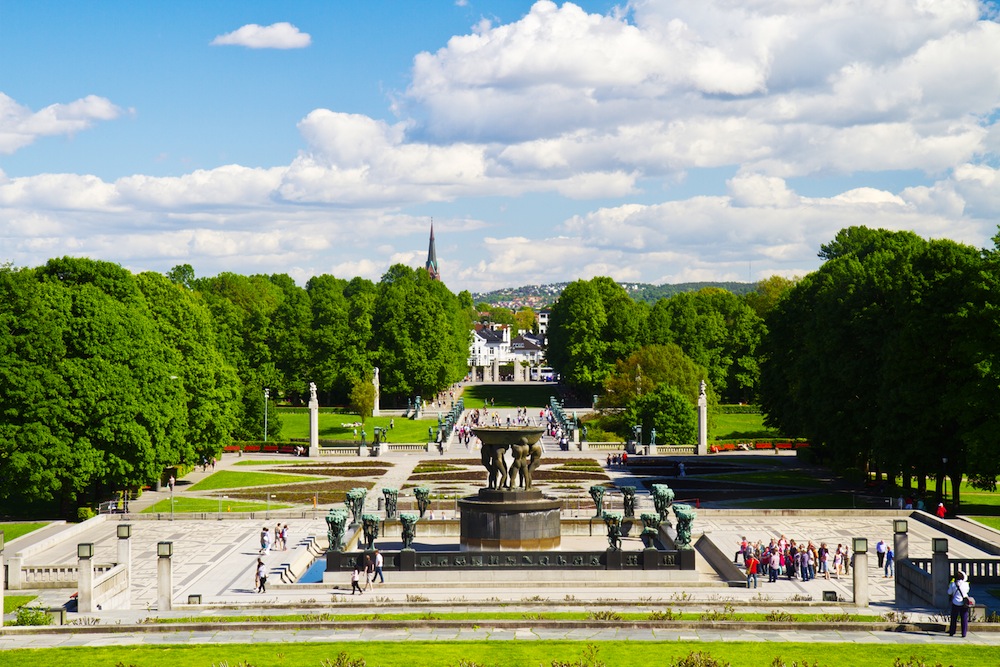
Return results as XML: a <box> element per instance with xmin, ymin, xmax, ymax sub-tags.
<box><xmin>759</xmin><ymin>227</ymin><xmax>1000</xmax><ymax>508</ymax></box>
<box><xmin>0</xmin><ymin>258</ymin><xmax>470</xmax><ymax>513</ymax></box>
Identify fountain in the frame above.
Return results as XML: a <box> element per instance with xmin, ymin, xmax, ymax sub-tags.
<box><xmin>458</xmin><ymin>426</ymin><xmax>562</xmax><ymax>550</ymax></box>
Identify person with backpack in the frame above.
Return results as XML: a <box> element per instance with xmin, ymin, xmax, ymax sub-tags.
<box><xmin>947</xmin><ymin>571</ymin><xmax>972</xmax><ymax>637</ymax></box>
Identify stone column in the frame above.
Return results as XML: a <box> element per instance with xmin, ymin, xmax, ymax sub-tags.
<box><xmin>157</xmin><ymin>542</ymin><xmax>173</xmax><ymax>612</ymax></box>
<box><xmin>77</xmin><ymin>544</ymin><xmax>95</xmax><ymax>613</ymax></box>
<box><xmin>372</xmin><ymin>367</ymin><xmax>381</xmax><ymax>417</ymax></box>
<box><xmin>5</xmin><ymin>554</ymin><xmax>22</xmax><ymax>590</ymax></box>
<box><xmin>894</xmin><ymin>522</ymin><xmax>908</xmax><ymax>561</ymax></box>
<box><xmin>308</xmin><ymin>396</ymin><xmax>319</xmax><ymax>457</ymax></box>
<box><xmin>696</xmin><ymin>380</ymin><xmax>708</xmax><ymax>456</ymax></box>
<box><xmin>117</xmin><ymin>525</ymin><xmax>132</xmax><ymax>609</ymax></box>
<box><xmin>492</xmin><ymin>358</ymin><xmax>500</xmax><ymax>382</ymax></box>
<box><xmin>932</xmin><ymin>540</ymin><xmax>950</xmax><ymax>609</ymax></box>
<box><xmin>852</xmin><ymin>539</ymin><xmax>869</xmax><ymax>607</ymax></box>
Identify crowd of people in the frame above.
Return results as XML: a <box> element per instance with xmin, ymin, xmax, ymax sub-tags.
<box><xmin>734</xmin><ymin>534</ymin><xmax>895</xmax><ymax>588</ymax></box>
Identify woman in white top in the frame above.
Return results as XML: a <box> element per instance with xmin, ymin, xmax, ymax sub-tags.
<box><xmin>947</xmin><ymin>570</ymin><xmax>971</xmax><ymax>637</ymax></box>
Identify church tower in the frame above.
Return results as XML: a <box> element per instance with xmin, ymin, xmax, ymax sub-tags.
<box><xmin>425</xmin><ymin>221</ymin><xmax>440</xmax><ymax>280</ymax></box>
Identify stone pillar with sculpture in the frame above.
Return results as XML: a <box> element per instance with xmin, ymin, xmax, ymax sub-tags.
<box><xmin>697</xmin><ymin>379</ymin><xmax>708</xmax><ymax>456</ymax></box>
<box><xmin>372</xmin><ymin>367</ymin><xmax>380</xmax><ymax>417</ymax></box>
<box><xmin>308</xmin><ymin>381</ymin><xmax>320</xmax><ymax>457</ymax></box>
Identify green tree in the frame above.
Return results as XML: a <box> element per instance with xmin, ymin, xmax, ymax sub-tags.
<box><xmin>546</xmin><ymin>278</ymin><xmax>646</xmax><ymax>393</ymax></box>
<box><xmin>369</xmin><ymin>265</ymin><xmax>467</xmax><ymax>400</ymax></box>
<box><xmin>349</xmin><ymin>375</ymin><xmax>376</xmax><ymax>424</ymax></box>
<box><xmin>645</xmin><ymin>288</ymin><xmax>762</xmax><ymax>402</ymax></box>
<box><xmin>623</xmin><ymin>383</ymin><xmax>698</xmax><ymax>446</ymax></box>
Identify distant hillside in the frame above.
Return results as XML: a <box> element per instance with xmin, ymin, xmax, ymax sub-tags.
<box><xmin>472</xmin><ymin>281</ymin><xmax>757</xmax><ymax>308</ymax></box>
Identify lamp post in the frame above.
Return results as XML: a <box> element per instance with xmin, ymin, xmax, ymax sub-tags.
<box><xmin>263</xmin><ymin>388</ymin><xmax>270</xmax><ymax>442</ymax></box>
<box><xmin>170</xmin><ymin>480</ymin><xmax>174</xmax><ymax>522</ymax></box>
<box><xmin>219</xmin><ymin>495</ymin><xmax>228</xmax><ymax>520</ymax></box>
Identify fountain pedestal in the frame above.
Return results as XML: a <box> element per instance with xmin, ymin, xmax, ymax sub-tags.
<box><xmin>459</xmin><ymin>488</ymin><xmax>561</xmax><ymax>550</ymax></box>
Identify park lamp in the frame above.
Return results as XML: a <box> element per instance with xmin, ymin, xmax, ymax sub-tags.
<box><xmin>117</xmin><ymin>524</ymin><xmax>132</xmax><ymax>540</ymax></box>
<box><xmin>893</xmin><ymin>519</ymin><xmax>908</xmax><ymax>534</ymax></box>
<box><xmin>852</xmin><ymin>537</ymin><xmax>868</xmax><ymax>554</ymax></box>
<box><xmin>932</xmin><ymin>538</ymin><xmax>948</xmax><ymax>554</ymax></box>
<box><xmin>77</xmin><ymin>543</ymin><xmax>94</xmax><ymax>560</ymax></box>
<box><xmin>157</xmin><ymin>541</ymin><xmax>173</xmax><ymax>558</ymax></box>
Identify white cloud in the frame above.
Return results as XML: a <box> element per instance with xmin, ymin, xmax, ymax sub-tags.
<box><xmin>210</xmin><ymin>22</ymin><xmax>311</xmax><ymax>49</ymax></box>
<box><xmin>3</xmin><ymin>1</ymin><xmax>1000</xmax><ymax>292</ymax></box>
<box><xmin>0</xmin><ymin>93</ymin><xmax>121</xmax><ymax>154</ymax></box>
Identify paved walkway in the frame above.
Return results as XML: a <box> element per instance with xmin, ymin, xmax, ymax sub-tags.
<box><xmin>3</xmin><ymin>623</ymin><xmax>999</xmax><ymax>649</ymax></box>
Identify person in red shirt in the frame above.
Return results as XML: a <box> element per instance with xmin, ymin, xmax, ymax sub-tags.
<box><xmin>745</xmin><ymin>552</ymin><xmax>760</xmax><ymax>588</ymax></box>
<box><xmin>937</xmin><ymin>503</ymin><xmax>947</xmax><ymax>519</ymax></box>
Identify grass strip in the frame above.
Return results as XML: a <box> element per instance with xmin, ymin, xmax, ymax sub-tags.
<box><xmin>0</xmin><ymin>521</ymin><xmax>49</xmax><ymax>543</ymax></box>
<box><xmin>3</xmin><ymin>595</ymin><xmax>37</xmax><ymax>614</ymax></box>
<box><xmin>0</xmin><ymin>640</ymin><xmax>992</xmax><ymax>667</ymax></box>
<box><xmin>187</xmin><ymin>470</ymin><xmax>326</xmax><ymax>491</ymax></box>
<box><xmin>140</xmin><ymin>497</ymin><xmax>287</xmax><ymax>514</ymax></box>
<box><xmin>144</xmin><ymin>610</ymin><xmax>883</xmax><ymax>624</ymax></box>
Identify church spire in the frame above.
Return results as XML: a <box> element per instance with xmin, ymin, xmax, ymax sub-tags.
<box><xmin>426</xmin><ymin>220</ymin><xmax>439</xmax><ymax>280</ymax></box>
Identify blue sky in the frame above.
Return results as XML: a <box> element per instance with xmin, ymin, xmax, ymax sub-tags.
<box><xmin>2</xmin><ymin>1</ymin><xmax>999</xmax><ymax>292</ymax></box>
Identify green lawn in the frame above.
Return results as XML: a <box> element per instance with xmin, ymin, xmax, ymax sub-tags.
<box><xmin>3</xmin><ymin>595</ymin><xmax>36</xmax><ymax>614</ymax></box>
<box><xmin>701</xmin><ymin>470</ymin><xmax>826</xmax><ymax>489</ymax></box>
<box><xmin>187</xmin><ymin>470</ymin><xmax>325</xmax><ymax>492</ymax></box>
<box><xmin>970</xmin><ymin>516</ymin><xmax>1000</xmax><ymax>531</ymax></box>
<box><xmin>461</xmin><ymin>384</ymin><xmax>559</xmax><ymax>408</ymax></box>
<box><xmin>734</xmin><ymin>493</ymin><xmax>861</xmax><ymax>509</ymax></box>
<box><xmin>278</xmin><ymin>410</ymin><xmax>438</xmax><ymax>443</ymax></box>
<box><xmin>0</xmin><ymin>641</ymin><xmax>992</xmax><ymax>667</ymax></box>
<box><xmin>0</xmin><ymin>521</ymin><xmax>48</xmax><ymax>543</ymax></box>
<box><xmin>711</xmin><ymin>410</ymin><xmax>781</xmax><ymax>440</ymax></box>
<box><xmin>140</xmin><ymin>497</ymin><xmax>287</xmax><ymax>514</ymax></box>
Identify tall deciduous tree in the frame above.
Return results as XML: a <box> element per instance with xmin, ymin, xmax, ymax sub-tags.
<box><xmin>546</xmin><ymin>278</ymin><xmax>646</xmax><ymax>393</ymax></box>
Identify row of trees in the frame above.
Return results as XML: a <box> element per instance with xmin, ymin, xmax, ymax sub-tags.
<box><xmin>759</xmin><ymin>227</ymin><xmax>1000</xmax><ymax>507</ymax></box>
<box><xmin>546</xmin><ymin>276</ymin><xmax>774</xmax><ymax>403</ymax></box>
<box><xmin>0</xmin><ymin>258</ymin><xmax>471</xmax><ymax>511</ymax></box>
<box><xmin>546</xmin><ymin>227</ymin><xmax>1000</xmax><ymax>509</ymax></box>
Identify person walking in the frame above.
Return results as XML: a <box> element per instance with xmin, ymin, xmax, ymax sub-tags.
<box><xmin>937</xmin><ymin>502</ymin><xmax>947</xmax><ymax>519</ymax></box>
<box><xmin>351</xmin><ymin>567</ymin><xmax>363</xmax><ymax>595</ymax></box>
<box><xmin>374</xmin><ymin>549</ymin><xmax>385</xmax><ymax>584</ymax></box>
<box><xmin>884</xmin><ymin>545</ymin><xmax>895</xmax><ymax>578</ymax></box>
<box><xmin>876</xmin><ymin>539</ymin><xmax>887</xmax><ymax>569</ymax></box>
<box><xmin>948</xmin><ymin>571</ymin><xmax>972</xmax><ymax>637</ymax></box>
<box><xmin>256</xmin><ymin>559</ymin><xmax>268</xmax><ymax>593</ymax></box>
